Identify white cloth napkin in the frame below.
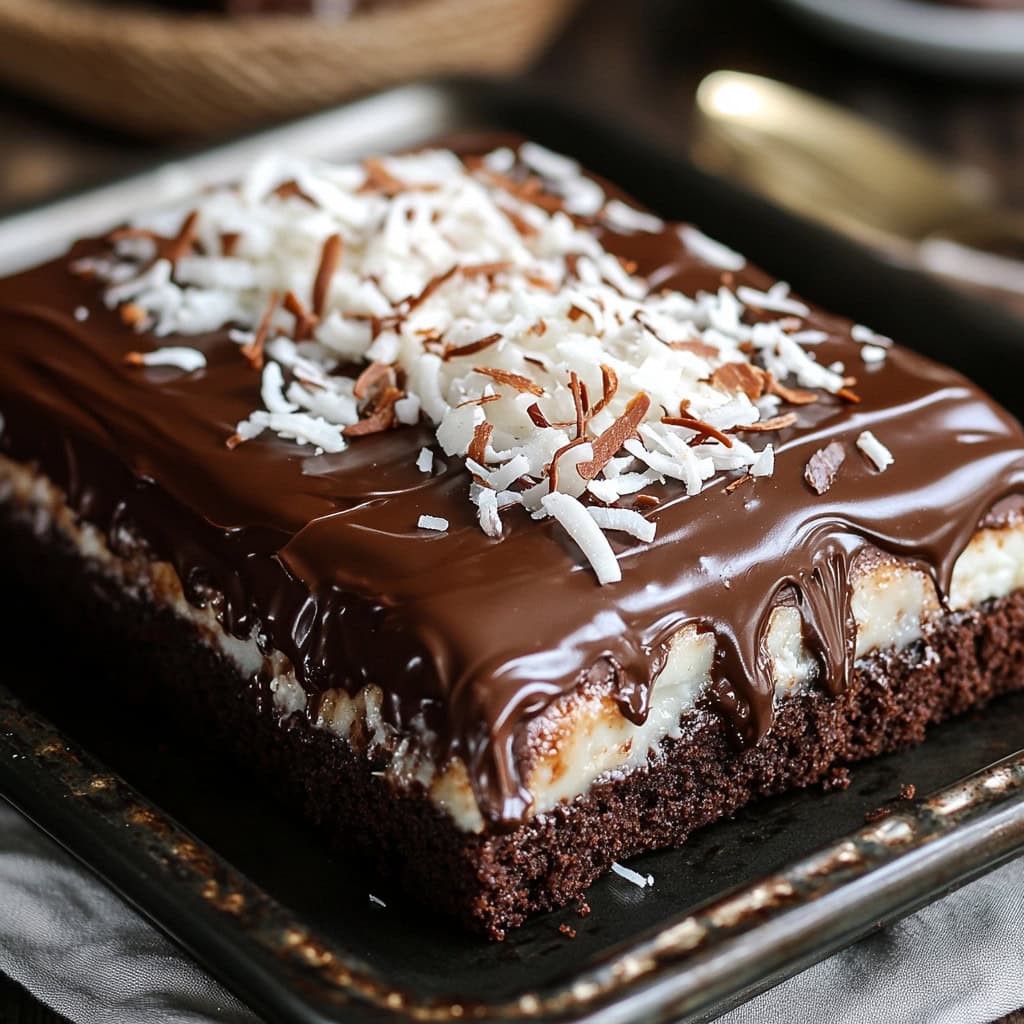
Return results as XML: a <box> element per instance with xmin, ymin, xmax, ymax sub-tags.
<box><xmin>1</xmin><ymin>799</ymin><xmax>1021</xmax><ymax>1024</ymax></box>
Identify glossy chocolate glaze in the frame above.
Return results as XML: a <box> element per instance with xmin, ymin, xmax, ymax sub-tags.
<box><xmin>3</xmin><ymin>155</ymin><xmax>1024</xmax><ymax>825</ymax></box>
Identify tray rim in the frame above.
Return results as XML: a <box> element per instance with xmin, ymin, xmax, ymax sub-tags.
<box><xmin>1</xmin><ymin>75</ymin><xmax>1024</xmax><ymax>1024</ymax></box>
<box><xmin>1</xmin><ymin>684</ymin><xmax>1022</xmax><ymax>1024</ymax></box>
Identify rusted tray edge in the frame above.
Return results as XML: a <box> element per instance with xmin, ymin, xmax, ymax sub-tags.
<box><xmin>1</xmin><ymin>684</ymin><xmax>1022</xmax><ymax>1024</ymax></box>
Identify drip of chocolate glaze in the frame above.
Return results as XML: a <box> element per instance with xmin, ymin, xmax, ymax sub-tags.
<box><xmin>2</xmin><ymin>144</ymin><xmax>1024</xmax><ymax>826</ymax></box>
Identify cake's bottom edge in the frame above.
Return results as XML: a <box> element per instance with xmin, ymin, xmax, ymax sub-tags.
<box><xmin>3</xmin><ymin>507</ymin><xmax>1024</xmax><ymax>939</ymax></box>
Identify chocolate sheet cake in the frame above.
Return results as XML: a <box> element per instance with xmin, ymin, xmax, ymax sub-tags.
<box><xmin>2</xmin><ymin>139</ymin><xmax>1024</xmax><ymax>938</ymax></box>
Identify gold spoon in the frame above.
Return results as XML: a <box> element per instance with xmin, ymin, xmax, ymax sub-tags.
<box><xmin>693</xmin><ymin>70</ymin><xmax>1024</xmax><ymax>309</ymax></box>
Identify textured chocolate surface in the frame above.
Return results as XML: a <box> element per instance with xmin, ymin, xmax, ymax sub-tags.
<box><xmin>4</xmin><ymin>500</ymin><xmax>1024</xmax><ymax>937</ymax></box>
<box><xmin>2</xmin><ymin>145</ymin><xmax>1024</xmax><ymax>825</ymax></box>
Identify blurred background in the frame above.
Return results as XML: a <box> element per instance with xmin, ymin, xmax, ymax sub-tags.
<box><xmin>0</xmin><ymin>0</ymin><xmax>1021</xmax><ymax>210</ymax></box>
<box><xmin>2</xmin><ymin>0</ymin><xmax>1023</xmax><ymax>315</ymax></box>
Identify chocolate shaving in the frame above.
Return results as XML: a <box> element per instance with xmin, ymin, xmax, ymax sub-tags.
<box><xmin>482</xmin><ymin>169</ymin><xmax>562</xmax><ymax>213</ymax></box>
<box><xmin>515</xmin><ymin>175</ymin><xmax>562</xmax><ymax>211</ymax></box>
<box><xmin>353</xmin><ymin>361</ymin><xmax>395</xmax><ymax>400</ymax></box>
<box><xmin>283</xmin><ymin>290</ymin><xmax>318</xmax><ymax>342</ymax></box>
<box><xmin>527</xmin><ymin>403</ymin><xmax>551</xmax><ymax>428</ymax></box>
<box><xmin>119</xmin><ymin>303</ymin><xmax>147</xmax><ymax>328</ymax></box>
<box><xmin>725</xmin><ymin>473</ymin><xmax>754</xmax><ymax>494</ymax></box>
<box><xmin>502</xmin><ymin>207</ymin><xmax>538</xmax><ymax>237</ymax></box>
<box><xmin>273</xmin><ymin>180</ymin><xmax>316</xmax><ymax>205</ymax></box>
<box><xmin>162</xmin><ymin>210</ymin><xmax>200</xmax><ymax>265</ymax></box>
<box><xmin>282</xmin><ymin>291</ymin><xmax>305</xmax><ymax>317</ymax></box>
<box><xmin>525</xmin><ymin>274</ymin><xmax>557</xmax><ymax>291</ymax></box>
<box><xmin>635</xmin><ymin>313</ymin><xmax>716</xmax><ymax>358</ymax></box>
<box><xmin>547</xmin><ymin>437</ymin><xmax>589</xmax><ymax>493</ymax></box>
<box><xmin>633</xmin><ymin>312</ymin><xmax>663</xmax><ymax>344</ymax></box>
<box><xmin>343</xmin><ymin>386</ymin><xmax>401</xmax><ymax>437</ymax></box>
<box><xmin>359</xmin><ymin>158</ymin><xmax>409</xmax><ymax>197</ymax></box>
<box><xmin>804</xmin><ymin>441</ymin><xmax>846</xmax><ymax>495</ymax></box>
<box><xmin>710</xmin><ymin>362</ymin><xmax>767</xmax><ymax>400</ymax></box>
<box><xmin>577</xmin><ymin>393</ymin><xmax>651</xmax><ymax>480</ymax></box>
<box><xmin>312</xmin><ymin>233</ymin><xmax>342</xmax><ymax>317</ymax></box>
<box><xmin>473</xmin><ymin>366</ymin><xmax>544</xmax><ymax>397</ymax></box>
<box><xmin>220</xmin><ymin>232</ymin><xmax>240</xmax><ymax>257</ymax></box>
<box><xmin>661</xmin><ymin>415</ymin><xmax>734</xmax><ymax>448</ymax></box>
<box><xmin>241</xmin><ymin>291</ymin><xmax>279</xmax><ymax>370</ymax></box>
<box><xmin>443</xmin><ymin>332</ymin><xmax>502</xmax><ymax>361</ymax></box>
<box><xmin>568</xmin><ymin>305</ymin><xmax>589</xmax><ymax>323</ymax></box>
<box><xmin>569</xmin><ymin>371</ymin><xmax>587</xmax><ymax>439</ymax></box>
<box><xmin>589</xmin><ymin>364</ymin><xmax>619</xmax><ymax>418</ymax></box>
<box><xmin>459</xmin><ymin>261</ymin><xmax>510</xmax><ymax>278</ymax></box>
<box><xmin>769</xmin><ymin>376</ymin><xmax>819</xmax><ymax>406</ymax></box>
<box><xmin>405</xmin><ymin>265</ymin><xmax>458</xmax><ymax>313</ymax></box>
<box><xmin>455</xmin><ymin>393</ymin><xmax>502</xmax><ymax>409</ymax></box>
<box><xmin>468</xmin><ymin>422</ymin><xmax>493</xmax><ymax>465</ymax></box>
<box><xmin>369</xmin><ymin>313</ymin><xmax>402</xmax><ymax>340</ymax></box>
<box><xmin>669</xmin><ymin>339</ymin><xmax>721</xmax><ymax>359</ymax></box>
<box><xmin>735</xmin><ymin>413</ymin><xmax>799</xmax><ymax>433</ymax></box>
<box><xmin>109</xmin><ymin>209</ymin><xmax>198</xmax><ymax>267</ymax></box>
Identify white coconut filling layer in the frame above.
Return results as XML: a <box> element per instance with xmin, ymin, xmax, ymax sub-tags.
<box><xmin>2</xmin><ymin>453</ymin><xmax>1021</xmax><ymax>833</ymax></box>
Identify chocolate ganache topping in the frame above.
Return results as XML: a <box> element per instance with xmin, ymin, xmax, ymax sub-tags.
<box><xmin>2</xmin><ymin>138</ymin><xmax>1024</xmax><ymax>825</ymax></box>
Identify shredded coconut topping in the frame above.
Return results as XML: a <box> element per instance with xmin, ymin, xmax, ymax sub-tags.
<box><xmin>852</xmin><ymin>324</ymin><xmax>892</xmax><ymax>348</ymax></box>
<box><xmin>91</xmin><ymin>143</ymin><xmax>864</xmax><ymax>584</ymax></box>
<box><xmin>416</xmin><ymin>447</ymin><xmax>434</xmax><ymax>474</ymax></box>
<box><xmin>856</xmin><ymin>430</ymin><xmax>894</xmax><ymax>472</ymax></box>
<box><xmin>417</xmin><ymin>514</ymin><xmax>449</xmax><ymax>532</ymax></box>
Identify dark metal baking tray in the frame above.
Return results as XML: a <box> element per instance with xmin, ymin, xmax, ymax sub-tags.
<box><xmin>1</xmin><ymin>78</ymin><xmax>1023</xmax><ymax>1024</ymax></box>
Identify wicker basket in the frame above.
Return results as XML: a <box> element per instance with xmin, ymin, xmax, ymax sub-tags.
<box><xmin>0</xmin><ymin>0</ymin><xmax>580</xmax><ymax>137</ymax></box>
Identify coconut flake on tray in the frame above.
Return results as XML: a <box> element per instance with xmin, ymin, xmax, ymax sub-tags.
<box><xmin>610</xmin><ymin>861</ymin><xmax>654</xmax><ymax>889</ymax></box>
<box><xmin>91</xmin><ymin>141</ymin><xmax>865</xmax><ymax>585</ymax></box>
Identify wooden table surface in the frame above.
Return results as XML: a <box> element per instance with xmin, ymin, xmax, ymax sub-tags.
<box><xmin>0</xmin><ymin>0</ymin><xmax>1022</xmax><ymax>1020</ymax></box>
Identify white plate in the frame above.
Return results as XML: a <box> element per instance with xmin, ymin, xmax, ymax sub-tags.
<box><xmin>775</xmin><ymin>0</ymin><xmax>1024</xmax><ymax>78</ymax></box>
